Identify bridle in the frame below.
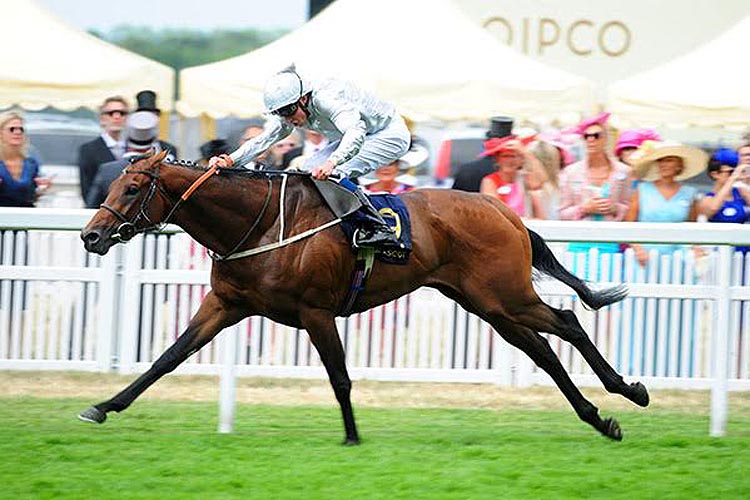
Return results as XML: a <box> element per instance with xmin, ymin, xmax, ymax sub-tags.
<box><xmin>100</xmin><ymin>158</ymin><xmax>174</xmax><ymax>242</ymax></box>
<box><xmin>98</xmin><ymin>157</ymin><xmax>276</xmax><ymax>260</ymax></box>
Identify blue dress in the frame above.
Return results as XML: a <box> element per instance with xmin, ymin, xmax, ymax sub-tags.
<box><xmin>637</xmin><ymin>182</ymin><xmax>697</xmax><ymax>256</ymax></box>
<box><xmin>0</xmin><ymin>157</ymin><xmax>39</xmax><ymax>207</ymax></box>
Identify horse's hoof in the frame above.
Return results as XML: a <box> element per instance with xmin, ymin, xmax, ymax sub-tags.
<box><xmin>342</xmin><ymin>437</ymin><xmax>361</xmax><ymax>446</ymax></box>
<box><xmin>601</xmin><ymin>417</ymin><xmax>623</xmax><ymax>441</ymax></box>
<box><xmin>630</xmin><ymin>382</ymin><xmax>650</xmax><ymax>407</ymax></box>
<box><xmin>78</xmin><ymin>406</ymin><xmax>107</xmax><ymax>424</ymax></box>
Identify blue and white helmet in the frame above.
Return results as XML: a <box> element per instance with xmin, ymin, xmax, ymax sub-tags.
<box><xmin>263</xmin><ymin>64</ymin><xmax>312</xmax><ymax>114</ymax></box>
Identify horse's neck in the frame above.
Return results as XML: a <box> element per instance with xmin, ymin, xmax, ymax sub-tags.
<box><xmin>164</xmin><ymin>169</ymin><xmax>325</xmax><ymax>255</ymax></box>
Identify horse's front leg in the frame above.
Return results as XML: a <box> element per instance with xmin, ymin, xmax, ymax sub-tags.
<box><xmin>79</xmin><ymin>291</ymin><xmax>246</xmax><ymax>424</ymax></box>
<box><xmin>300</xmin><ymin>308</ymin><xmax>360</xmax><ymax>445</ymax></box>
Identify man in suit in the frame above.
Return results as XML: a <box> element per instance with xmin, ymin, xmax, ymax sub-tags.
<box><xmin>451</xmin><ymin>116</ymin><xmax>514</xmax><ymax>192</ymax></box>
<box><xmin>135</xmin><ymin>90</ymin><xmax>178</xmax><ymax>159</ymax></box>
<box><xmin>85</xmin><ymin>111</ymin><xmax>161</xmax><ymax>209</ymax></box>
<box><xmin>77</xmin><ymin>96</ymin><xmax>129</xmax><ymax>202</ymax></box>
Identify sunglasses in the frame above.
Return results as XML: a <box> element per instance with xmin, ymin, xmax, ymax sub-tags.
<box><xmin>273</xmin><ymin>102</ymin><xmax>298</xmax><ymax>118</ymax></box>
<box><xmin>583</xmin><ymin>132</ymin><xmax>602</xmax><ymax>140</ymax></box>
<box><xmin>5</xmin><ymin>126</ymin><xmax>24</xmax><ymax>134</ymax></box>
<box><xmin>102</xmin><ymin>109</ymin><xmax>128</xmax><ymax>117</ymax></box>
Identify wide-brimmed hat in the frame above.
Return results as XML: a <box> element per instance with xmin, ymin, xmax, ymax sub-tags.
<box><xmin>126</xmin><ymin>111</ymin><xmax>159</xmax><ymax>150</ymax></box>
<box><xmin>480</xmin><ymin>135</ymin><xmax>536</xmax><ymax>157</ymax></box>
<box><xmin>615</xmin><ymin>128</ymin><xmax>662</xmax><ymax>156</ymax></box>
<box><xmin>632</xmin><ymin>140</ymin><xmax>708</xmax><ymax>181</ymax></box>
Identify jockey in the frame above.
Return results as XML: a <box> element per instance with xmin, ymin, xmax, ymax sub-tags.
<box><xmin>209</xmin><ymin>64</ymin><xmax>409</xmax><ymax>248</ymax></box>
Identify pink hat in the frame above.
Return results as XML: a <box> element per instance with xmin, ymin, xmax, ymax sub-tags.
<box><xmin>570</xmin><ymin>111</ymin><xmax>611</xmax><ymax>135</ymax></box>
<box><xmin>614</xmin><ymin>129</ymin><xmax>662</xmax><ymax>156</ymax></box>
<box><xmin>537</xmin><ymin>130</ymin><xmax>577</xmax><ymax>166</ymax></box>
<box><xmin>480</xmin><ymin>135</ymin><xmax>536</xmax><ymax>157</ymax></box>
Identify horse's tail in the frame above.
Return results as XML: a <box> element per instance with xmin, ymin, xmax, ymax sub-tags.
<box><xmin>527</xmin><ymin>228</ymin><xmax>628</xmax><ymax>310</ymax></box>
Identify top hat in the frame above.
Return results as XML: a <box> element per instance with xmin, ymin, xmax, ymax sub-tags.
<box><xmin>487</xmin><ymin>116</ymin><xmax>514</xmax><ymax>139</ymax></box>
<box><xmin>126</xmin><ymin>111</ymin><xmax>159</xmax><ymax>150</ymax></box>
<box><xmin>199</xmin><ymin>139</ymin><xmax>230</xmax><ymax>161</ymax></box>
<box><xmin>136</xmin><ymin>90</ymin><xmax>161</xmax><ymax>114</ymax></box>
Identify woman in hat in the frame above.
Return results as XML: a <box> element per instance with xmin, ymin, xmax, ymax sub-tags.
<box><xmin>479</xmin><ymin>135</ymin><xmax>544</xmax><ymax>218</ymax></box>
<box><xmin>362</xmin><ymin>144</ymin><xmax>427</xmax><ymax>194</ymax></box>
<box><xmin>614</xmin><ymin>129</ymin><xmax>661</xmax><ymax>166</ymax></box>
<box><xmin>625</xmin><ymin>141</ymin><xmax>708</xmax><ymax>266</ymax></box>
<box><xmin>559</xmin><ymin>112</ymin><xmax>632</xmax><ymax>256</ymax></box>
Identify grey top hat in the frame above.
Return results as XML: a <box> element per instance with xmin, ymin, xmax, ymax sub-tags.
<box><xmin>126</xmin><ymin>111</ymin><xmax>160</xmax><ymax>150</ymax></box>
<box><xmin>487</xmin><ymin>116</ymin><xmax>514</xmax><ymax>139</ymax></box>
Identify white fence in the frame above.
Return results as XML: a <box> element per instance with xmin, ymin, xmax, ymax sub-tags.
<box><xmin>1</xmin><ymin>209</ymin><xmax>750</xmax><ymax>434</ymax></box>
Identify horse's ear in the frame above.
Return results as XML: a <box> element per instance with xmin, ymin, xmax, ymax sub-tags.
<box><xmin>151</xmin><ymin>149</ymin><xmax>169</xmax><ymax>164</ymax></box>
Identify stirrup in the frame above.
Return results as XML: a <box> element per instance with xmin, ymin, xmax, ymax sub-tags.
<box><xmin>353</xmin><ymin>227</ymin><xmax>402</xmax><ymax>249</ymax></box>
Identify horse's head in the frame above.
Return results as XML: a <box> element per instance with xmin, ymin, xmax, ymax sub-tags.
<box><xmin>81</xmin><ymin>149</ymin><xmax>170</xmax><ymax>255</ymax></box>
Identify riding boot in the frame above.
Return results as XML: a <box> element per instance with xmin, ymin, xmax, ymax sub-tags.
<box><xmin>351</xmin><ymin>188</ymin><xmax>402</xmax><ymax>248</ymax></box>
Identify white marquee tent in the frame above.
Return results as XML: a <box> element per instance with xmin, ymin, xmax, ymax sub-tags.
<box><xmin>0</xmin><ymin>0</ymin><xmax>174</xmax><ymax>111</ymax></box>
<box><xmin>178</xmin><ymin>0</ymin><xmax>593</xmax><ymax>123</ymax></box>
<box><xmin>608</xmin><ymin>16</ymin><xmax>750</xmax><ymax>128</ymax></box>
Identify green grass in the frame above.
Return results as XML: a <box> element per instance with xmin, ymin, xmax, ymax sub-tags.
<box><xmin>1</xmin><ymin>398</ymin><xmax>749</xmax><ymax>499</ymax></box>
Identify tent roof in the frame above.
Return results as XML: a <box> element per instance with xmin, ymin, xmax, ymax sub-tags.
<box><xmin>609</xmin><ymin>16</ymin><xmax>750</xmax><ymax>128</ymax></box>
<box><xmin>0</xmin><ymin>0</ymin><xmax>174</xmax><ymax>112</ymax></box>
<box><xmin>178</xmin><ymin>0</ymin><xmax>593</xmax><ymax>123</ymax></box>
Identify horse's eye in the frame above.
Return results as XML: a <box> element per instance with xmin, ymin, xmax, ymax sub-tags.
<box><xmin>125</xmin><ymin>185</ymin><xmax>139</xmax><ymax>196</ymax></box>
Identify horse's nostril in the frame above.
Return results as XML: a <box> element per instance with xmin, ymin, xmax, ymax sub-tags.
<box><xmin>82</xmin><ymin>230</ymin><xmax>101</xmax><ymax>245</ymax></box>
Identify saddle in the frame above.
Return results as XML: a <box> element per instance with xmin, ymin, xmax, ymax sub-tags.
<box><xmin>313</xmin><ymin>180</ymin><xmax>412</xmax><ymax>265</ymax></box>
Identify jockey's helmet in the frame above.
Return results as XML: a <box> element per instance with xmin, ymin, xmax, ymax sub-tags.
<box><xmin>263</xmin><ymin>66</ymin><xmax>312</xmax><ymax>114</ymax></box>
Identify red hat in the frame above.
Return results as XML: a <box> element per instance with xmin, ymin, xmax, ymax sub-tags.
<box><xmin>571</xmin><ymin>111</ymin><xmax>611</xmax><ymax>135</ymax></box>
<box><xmin>480</xmin><ymin>135</ymin><xmax>536</xmax><ymax>157</ymax></box>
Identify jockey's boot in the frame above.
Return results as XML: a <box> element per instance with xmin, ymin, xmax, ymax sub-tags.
<box><xmin>352</xmin><ymin>189</ymin><xmax>402</xmax><ymax>249</ymax></box>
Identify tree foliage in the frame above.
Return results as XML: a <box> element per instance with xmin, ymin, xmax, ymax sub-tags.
<box><xmin>89</xmin><ymin>26</ymin><xmax>288</xmax><ymax>96</ymax></box>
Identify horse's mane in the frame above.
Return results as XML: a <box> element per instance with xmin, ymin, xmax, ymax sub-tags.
<box><xmin>160</xmin><ymin>158</ymin><xmax>311</xmax><ymax>180</ymax></box>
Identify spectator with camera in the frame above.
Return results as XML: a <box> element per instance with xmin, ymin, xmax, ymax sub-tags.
<box><xmin>700</xmin><ymin>148</ymin><xmax>750</xmax><ymax>232</ymax></box>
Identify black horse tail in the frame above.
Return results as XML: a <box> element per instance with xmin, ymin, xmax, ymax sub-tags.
<box><xmin>527</xmin><ymin>228</ymin><xmax>628</xmax><ymax>310</ymax></box>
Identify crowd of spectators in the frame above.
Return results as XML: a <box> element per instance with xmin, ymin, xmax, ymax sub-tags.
<box><xmin>4</xmin><ymin>96</ymin><xmax>750</xmax><ymax>270</ymax></box>
<box><xmin>447</xmin><ymin>112</ymin><xmax>750</xmax><ymax>267</ymax></box>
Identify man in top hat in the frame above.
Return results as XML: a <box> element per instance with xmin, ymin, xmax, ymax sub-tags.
<box><xmin>452</xmin><ymin>116</ymin><xmax>514</xmax><ymax>192</ymax></box>
<box><xmin>135</xmin><ymin>90</ymin><xmax>178</xmax><ymax>159</ymax></box>
<box><xmin>84</xmin><ymin>111</ymin><xmax>162</xmax><ymax>209</ymax></box>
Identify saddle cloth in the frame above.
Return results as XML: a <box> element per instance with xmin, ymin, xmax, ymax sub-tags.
<box><xmin>341</xmin><ymin>193</ymin><xmax>412</xmax><ymax>264</ymax></box>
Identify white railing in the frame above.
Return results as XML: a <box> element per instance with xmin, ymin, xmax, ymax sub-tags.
<box><xmin>1</xmin><ymin>209</ymin><xmax>750</xmax><ymax>436</ymax></box>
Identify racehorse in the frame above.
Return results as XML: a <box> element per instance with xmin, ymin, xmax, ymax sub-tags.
<box><xmin>79</xmin><ymin>150</ymin><xmax>649</xmax><ymax>443</ymax></box>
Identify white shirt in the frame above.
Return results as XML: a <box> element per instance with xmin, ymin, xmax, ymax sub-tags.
<box><xmin>304</xmin><ymin>138</ymin><xmax>328</xmax><ymax>156</ymax></box>
<box><xmin>101</xmin><ymin>132</ymin><xmax>126</xmax><ymax>160</ymax></box>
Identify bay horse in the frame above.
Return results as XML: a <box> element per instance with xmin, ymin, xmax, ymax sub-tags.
<box><xmin>79</xmin><ymin>150</ymin><xmax>649</xmax><ymax>443</ymax></box>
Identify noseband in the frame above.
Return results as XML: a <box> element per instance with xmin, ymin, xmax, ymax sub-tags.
<box><xmin>100</xmin><ymin>158</ymin><xmax>215</xmax><ymax>242</ymax></box>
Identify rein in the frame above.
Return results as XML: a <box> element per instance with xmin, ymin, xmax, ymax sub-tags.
<box><xmin>104</xmin><ymin>160</ymin><xmax>341</xmax><ymax>260</ymax></box>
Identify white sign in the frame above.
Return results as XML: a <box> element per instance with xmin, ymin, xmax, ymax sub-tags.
<box><xmin>458</xmin><ymin>0</ymin><xmax>750</xmax><ymax>85</ymax></box>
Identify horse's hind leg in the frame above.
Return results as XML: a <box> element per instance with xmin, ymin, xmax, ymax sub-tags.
<box><xmin>515</xmin><ymin>303</ymin><xmax>649</xmax><ymax>407</ymax></box>
<box><xmin>489</xmin><ymin>316</ymin><xmax>623</xmax><ymax>440</ymax></box>
<box><xmin>78</xmin><ymin>292</ymin><xmax>246</xmax><ymax>424</ymax></box>
<box><xmin>300</xmin><ymin>308</ymin><xmax>359</xmax><ymax>445</ymax></box>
